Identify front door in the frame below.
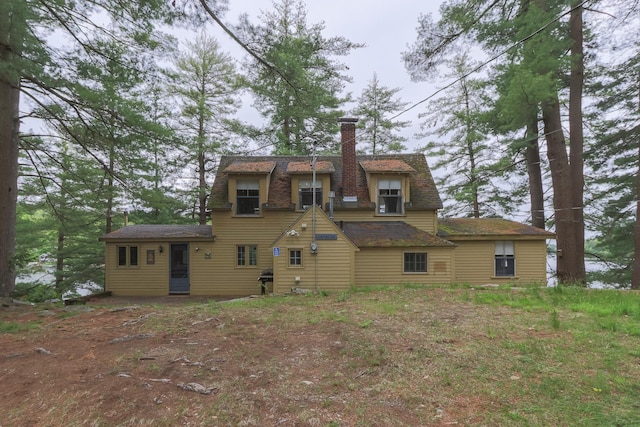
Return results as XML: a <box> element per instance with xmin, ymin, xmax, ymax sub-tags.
<box><xmin>169</xmin><ymin>243</ymin><xmax>190</xmax><ymax>294</ymax></box>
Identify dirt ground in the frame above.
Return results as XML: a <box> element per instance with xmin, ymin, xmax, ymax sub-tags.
<box><xmin>0</xmin><ymin>291</ymin><xmax>510</xmax><ymax>426</ymax></box>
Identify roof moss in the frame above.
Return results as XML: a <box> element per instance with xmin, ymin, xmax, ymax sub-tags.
<box><xmin>438</xmin><ymin>218</ymin><xmax>555</xmax><ymax>238</ymax></box>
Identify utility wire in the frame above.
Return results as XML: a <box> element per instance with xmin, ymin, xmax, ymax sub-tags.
<box><xmin>389</xmin><ymin>0</ymin><xmax>590</xmax><ymax>122</ymax></box>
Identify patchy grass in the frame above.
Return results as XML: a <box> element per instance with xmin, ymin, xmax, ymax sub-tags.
<box><xmin>0</xmin><ymin>320</ymin><xmax>40</xmax><ymax>334</ymax></box>
<box><xmin>1</xmin><ymin>285</ymin><xmax>640</xmax><ymax>426</ymax></box>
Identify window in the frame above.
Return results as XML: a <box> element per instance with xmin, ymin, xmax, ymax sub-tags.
<box><xmin>117</xmin><ymin>246</ymin><xmax>139</xmax><ymax>267</ymax></box>
<box><xmin>495</xmin><ymin>241</ymin><xmax>515</xmax><ymax>276</ymax></box>
<box><xmin>236</xmin><ymin>181</ymin><xmax>260</xmax><ymax>215</ymax></box>
<box><xmin>378</xmin><ymin>179</ymin><xmax>402</xmax><ymax>214</ymax></box>
<box><xmin>299</xmin><ymin>179</ymin><xmax>322</xmax><ymax>210</ymax></box>
<box><xmin>237</xmin><ymin>245</ymin><xmax>258</xmax><ymax>266</ymax></box>
<box><xmin>404</xmin><ymin>252</ymin><xmax>427</xmax><ymax>273</ymax></box>
<box><xmin>289</xmin><ymin>249</ymin><xmax>302</xmax><ymax>267</ymax></box>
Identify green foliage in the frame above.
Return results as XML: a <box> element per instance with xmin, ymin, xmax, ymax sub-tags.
<box><xmin>237</xmin><ymin>0</ymin><xmax>362</xmax><ymax>154</ymax></box>
<box><xmin>19</xmin><ymin>139</ymin><xmax>108</xmax><ymax>296</ymax></box>
<box><xmin>586</xmin><ymin>42</ymin><xmax>639</xmax><ymax>287</ymax></box>
<box><xmin>168</xmin><ymin>31</ymin><xmax>245</xmax><ymax>223</ymax></box>
<box><xmin>1</xmin><ymin>0</ymin><xmax>206</xmax><ymax>297</ymax></box>
<box><xmin>0</xmin><ymin>320</ymin><xmax>40</xmax><ymax>334</ymax></box>
<box><xmin>474</xmin><ymin>286</ymin><xmax>640</xmax><ymax>320</ymax></box>
<box><xmin>14</xmin><ymin>206</ymin><xmax>56</xmax><ymax>269</ymax></box>
<box><xmin>351</xmin><ymin>73</ymin><xmax>410</xmax><ymax>154</ymax></box>
<box><xmin>13</xmin><ymin>282</ymin><xmax>58</xmax><ymax>303</ymax></box>
<box><xmin>415</xmin><ymin>52</ymin><xmax>500</xmax><ymax>218</ymax></box>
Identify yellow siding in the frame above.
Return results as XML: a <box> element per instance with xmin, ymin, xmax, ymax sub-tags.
<box><xmin>105</xmin><ymin>206</ymin><xmax>548</xmax><ymax>297</ymax></box>
<box><xmin>187</xmin><ymin>242</ymin><xmax>218</xmax><ymax>295</ymax></box>
<box><xmin>203</xmin><ymin>211</ymin><xmax>300</xmax><ymax>295</ymax></box>
<box><xmin>354</xmin><ymin>247</ymin><xmax>454</xmax><ymax>286</ymax></box>
<box><xmin>513</xmin><ymin>240</ymin><xmax>549</xmax><ymax>284</ymax></box>
<box><xmin>104</xmin><ymin>243</ymin><xmax>169</xmax><ymax>296</ymax></box>
<box><xmin>451</xmin><ymin>240</ymin><xmax>548</xmax><ymax>285</ymax></box>
<box><xmin>272</xmin><ymin>211</ymin><xmax>356</xmax><ymax>294</ymax></box>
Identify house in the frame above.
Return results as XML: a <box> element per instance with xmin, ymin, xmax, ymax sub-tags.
<box><xmin>100</xmin><ymin>118</ymin><xmax>554</xmax><ymax>296</ymax></box>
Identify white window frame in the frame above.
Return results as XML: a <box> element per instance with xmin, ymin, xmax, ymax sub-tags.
<box><xmin>378</xmin><ymin>178</ymin><xmax>403</xmax><ymax>214</ymax></box>
<box><xmin>495</xmin><ymin>241</ymin><xmax>515</xmax><ymax>276</ymax></box>
<box><xmin>236</xmin><ymin>180</ymin><xmax>260</xmax><ymax>215</ymax></box>
<box><xmin>298</xmin><ymin>179</ymin><xmax>323</xmax><ymax>210</ymax></box>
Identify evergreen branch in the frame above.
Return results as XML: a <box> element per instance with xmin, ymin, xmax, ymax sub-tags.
<box><xmin>19</xmin><ymin>84</ymin><xmax>129</xmax><ymax>189</ymax></box>
<box><xmin>395</xmin><ymin>0</ymin><xmax>591</xmax><ymax>121</ymax></box>
<box><xmin>198</xmin><ymin>0</ymin><xmax>299</xmax><ymax>93</ymax></box>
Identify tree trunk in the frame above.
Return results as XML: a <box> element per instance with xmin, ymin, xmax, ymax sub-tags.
<box><xmin>198</xmin><ymin>151</ymin><xmax>207</xmax><ymax>225</ymax></box>
<box><xmin>569</xmin><ymin>0</ymin><xmax>586</xmax><ymax>284</ymax></box>
<box><xmin>55</xmin><ymin>228</ymin><xmax>65</xmax><ymax>293</ymax></box>
<box><xmin>542</xmin><ymin>97</ymin><xmax>579</xmax><ymax>284</ymax></box>
<box><xmin>632</xmin><ymin>78</ymin><xmax>640</xmax><ymax>290</ymax></box>
<box><xmin>463</xmin><ymin>81</ymin><xmax>480</xmax><ymax>218</ymax></box>
<box><xmin>105</xmin><ymin>149</ymin><xmax>115</xmax><ymax>234</ymax></box>
<box><xmin>633</xmin><ymin>138</ymin><xmax>640</xmax><ymax>290</ymax></box>
<box><xmin>525</xmin><ymin>115</ymin><xmax>545</xmax><ymax>229</ymax></box>
<box><xmin>0</xmin><ymin>3</ymin><xmax>22</xmax><ymax>297</ymax></box>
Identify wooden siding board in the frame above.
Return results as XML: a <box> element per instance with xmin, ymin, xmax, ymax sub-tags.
<box><xmin>452</xmin><ymin>240</ymin><xmax>548</xmax><ymax>285</ymax></box>
<box><xmin>272</xmin><ymin>209</ymin><xmax>356</xmax><ymax>293</ymax></box>
<box><xmin>104</xmin><ymin>243</ymin><xmax>169</xmax><ymax>296</ymax></box>
<box><xmin>354</xmin><ymin>247</ymin><xmax>454</xmax><ymax>286</ymax></box>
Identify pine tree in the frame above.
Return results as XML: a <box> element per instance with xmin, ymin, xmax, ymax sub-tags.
<box><xmin>1</xmin><ymin>0</ymin><xmax>208</xmax><ymax>297</ymax></box>
<box><xmin>587</xmin><ymin>38</ymin><xmax>639</xmax><ymax>287</ymax></box>
<box><xmin>169</xmin><ymin>32</ymin><xmax>243</xmax><ymax>224</ymax></box>
<box><xmin>416</xmin><ymin>53</ymin><xmax>497</xmax><ymax>218</ymax></box>
<box><xmin>236</xmin><ymin>0</ymin><xmax>362</xmax><ymax>154</ymax></box>
<box><xmin>403</xmin><ymin>0</ymin><xmax>586</xmax><ymax>284</ymax></box>
<box><xmin>351</xmin><ymin>73</ymin><xmax>409</xmax><ymax>155</ymax></box>
<box><xmin>19</xmin><ymin>138</ymin><xmax>106</xmax><ymax>297</ymax></box>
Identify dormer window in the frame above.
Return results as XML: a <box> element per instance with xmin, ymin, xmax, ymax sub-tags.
<box><xmin>236</xmin><ymin>181</ymin><xmax>260</xmax><ymax>215</ymax></box>
<box><xmin>299</xmin><ymin>179</ymin><xmax>322</xmax><ymax>210</ymax></box>
<box><xmin>378</xmin><ymin>179</ymin><xmax>402</xmax><ymax>214</ymax></box>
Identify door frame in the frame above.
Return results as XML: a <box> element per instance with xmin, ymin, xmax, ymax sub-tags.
<box><xmin>169</xmin><ymin>242</ymin><xmax>190</xmax><ymax>294</ymax></box>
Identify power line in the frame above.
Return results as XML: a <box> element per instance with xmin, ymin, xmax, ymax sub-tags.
<box><xmin>389</xmin><ymin>0</ymin><xmax>590</xmax><ymax>122</ymax></box>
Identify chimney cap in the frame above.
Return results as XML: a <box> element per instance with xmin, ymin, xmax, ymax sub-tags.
<box><xmin>337</xmin><ymin>117</ymin><xmax>358</xmax><ymax>123</ymax></box>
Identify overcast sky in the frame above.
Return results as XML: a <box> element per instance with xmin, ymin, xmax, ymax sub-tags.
<box><xmin>206</xmin><ymin>0</ymin><xmax>446</xmax><ymax>151</ymax></box>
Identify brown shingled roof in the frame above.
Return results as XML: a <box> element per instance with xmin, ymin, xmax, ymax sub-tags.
<box><xmin>341</xmin><ymin>221</ymin><xmax>456</xmax><ymax>248</ymax></box>
<box><xmin>210</xmin><ymin>154</ymin><xmax>442</xmax><ymax>211</ymax></box>
<box><xmin>438</xmin><ymin>218</ymin><xmax>555</xmax><ymax>239</ymax></box>
<box><xmin>360</xmin><ymin>159</ymin><xmax>415</xmax><ymax>173</ymax></box>
<box><xmin>100</xmin><ymin>225</ymin><xmax>214</xmax><ymax>242</ymax></box>
<box><xmin>287</xmin><ymin>161</ymin><xmax>336</xmax><ymax>174</ymax></box>
<box><xmin>223</xmin><ymin>161</ymin><xmax>276</xmax><ymax>174</ymax></box>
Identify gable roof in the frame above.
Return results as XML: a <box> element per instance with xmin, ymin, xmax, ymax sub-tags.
<box><xmin>341</xmin><ymin>221</ymin><xmax>456</xmax><ymax>248</ymax></box>
<box><xmin>210</xmin><ymin>154</ymin><xmax>442</xmax><ymax>211</ymax></box>
<box><xmin>271</xmin><ymin>207</ymin><xmax>360</xmax><ymax>251</ymax></box>
<box><xmin>438</xmin><ymin>218</ymin><xmax>555</xmax><ymax>240</ymax></box>
<box><xmin>360</xmin><ymin>159</ymin><xmax>415</xmax><ymax>173</ymax></box>
<box><xmin>287</xmin><ymin>161</ymin><xmax>336</xmax><ymax>174</ymax></box>
<box><xmin>100</xmin><ymin>225</ymin><xmax>214</xmax><ymax>242</ymax></box>
<box><xmin>223</xmin><ymin>161</ymin><xmax>276</xmax><ymax>174</ymax></box>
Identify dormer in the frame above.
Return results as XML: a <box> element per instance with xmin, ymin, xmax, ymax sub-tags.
<box><xmin>287</xmin><ymin>161</ymin><xmax>335</xmax><ymax>211</ymax></box>
<box><xmin>223</xmin><ymin>161</ymin><xmax>276</xmax><ymax>216</ymax></box>
<box><xmin>359</xmin><ymin>159</ymin><xmax>415</xmax><ymax>216</ymax></box>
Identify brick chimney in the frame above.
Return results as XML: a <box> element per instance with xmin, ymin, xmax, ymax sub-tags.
<box><xmin>339</xmin><ymin>117</ymin><xmax>358</xmax><ymax>202</ymax></box>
